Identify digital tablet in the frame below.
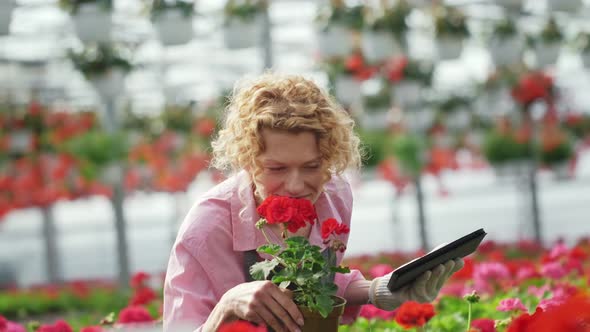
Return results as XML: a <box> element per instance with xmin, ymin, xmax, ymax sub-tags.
<box><xmin>387</xmin><ymin>228</ymin><xmax>487</xmax><ymax>292</ymax></box>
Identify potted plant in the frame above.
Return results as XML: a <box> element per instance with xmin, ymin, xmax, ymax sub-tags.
<box><xmin>433</xmin><ymin>7</ymin><xmax>470</xmax><ymax>60</ymax></box>
<box><xmin>384</xmin><ymin>56</ymin><xmax>433</xmax><ymax>109</ymax></box>
<box><xmin>322</xmin><ymin>53</ymin><xmax>375</xmax><ymax>106</ymax></box>
<box><xmin>389</xmin><ymin>133</ymin><xmax>427</xmax><ymax>178</ymax></box>
<box><xmin>151</xmin><ymin>0</ymin><xmax>195</xmax><ymax>46</ymax></box>
<box><xmin>315</xmin><ymin>1</ymin><xmax>363</xmax><ymax>58</ymax></box>
<box><xmin>60</xmin><ymin>0</ymin><xmax>113</xmax><ymax>43</ymax></box>
<box><xmin>69</xmin><ymin>44</ymin><xmax>133</xmax><ymax>100</ymax></box>
<box><xmin>488</xmin><ymin>17</ymin><xmax>524</xmax><ymax>66</ymax></box>
<box><xmin>528</xmin><ymin>17</ymin><xmax>563</xmax><ymax>68</ymax></box>
<box><xmin>251</xmin><ymin>195</ymin><xmax>351</xmax><ymax>331</ymax></box>
<box><xmin>361</xmin><ymin>0</ymin><xmax>411</xmax><ymax>63</ymax></box>
<box><xmin>222</xmin><ymin>0</ymin><xmax>267</xmax><ymax>49</ymax></box>
<box><xmin>0</xmin><ymin>0</ymin><xmax>17</xmax><ymax>36</ymax></box>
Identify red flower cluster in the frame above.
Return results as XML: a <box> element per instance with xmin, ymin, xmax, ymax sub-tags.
<box><xmin>385</xmin><ymin>56</ymin><xmax>409</xmax><ymax>83</ymax></box>
<box><xmin>257</xmin><ymin>196</ymin><xmax>317</xmax><ymax>233</ymax></box>
<box><xmin>116</xmin><ymin>305</ymin><xmax>154</xmax><ymax>324</ymax></box>
<box><xmin>344</xmin><ymin>54</ymin><xmax>376</xmax><ymax>81</ymax></box>
<box><xmin>36</xmin><ymin>320</ymin><xmax>73</xmax><ymax>332</ymax></box>
<box><xmin>321</xmin><ymin>218</ymin><xmax>350</xmax><ymax>240</ymax></box>
<box><xmin>510</xmin><ymin>71</ymin><xmax>554</xmax><ymax>107</ymax></box>
<box><xmin>394</xmin><ymin>301</ymin><xmax>436</xmax><ymax>329</ymax></box>
<box><xmin>218</xmin><ymin>321</ymin><xmax>267</xmax><ymax>332</ymax></box>
<box><xmin>128</xmin><ymin>272</ymin><xmax>157</xmax><ymax>306</ymax></box>
<box><xmin>507</xmin><ymin>294</ymin><xmax>590</xmax><ymax>332</ymax></box>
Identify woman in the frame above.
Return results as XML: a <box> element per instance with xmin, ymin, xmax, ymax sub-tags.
<box><xmin>163</xmin><ymin>73</ymin><xmax>463</xmax><ymax>332</ymax></box>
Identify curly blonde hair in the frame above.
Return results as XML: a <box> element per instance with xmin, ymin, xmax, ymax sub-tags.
<box><xmin>211</xmin><ymin>72</ymin><xmax>362</xmax><ymax>189</ymax></box>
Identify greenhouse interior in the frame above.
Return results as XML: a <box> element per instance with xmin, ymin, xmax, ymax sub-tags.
<box><xmin>1</xmin><ymin>0</ymin><xmax>590</xmax><ymax>331</ymax></box>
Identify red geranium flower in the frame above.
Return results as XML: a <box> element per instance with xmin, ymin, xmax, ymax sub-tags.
<box><xmin>320</xmin><ymin>218</ymin><xmax>350</xmax><ymax>239</ymax></box>
<box><xmin>117</xmin><ymin>305</ymin><xmax>154</xmax><ymax>324</ymax></box>
<box><xmin>130</xmin><ymin>287</ymin><xmax>157</xmax><ymax>306</ymax></box>
<box><xmin>218</xmin><ymin>321</ymin><xmax>267</xmax><ymax>332</ymax></box>
<box><xmin>80</xmin><ymin>327</ymin><xmax>104</xmax><ymax>332</ymax></box>
<box><xmin>0</xmin><ymin>315</ymin><xmax>7</xmax><ymax>330</ymax></box>
<box><xmin>394</xmin><ymin>301</ymin><xmax>436</xmax><ymax>329</ymax></box>
<box><xmin>130</xmin><ymin>271</ymin><xmax>150</xmax><ymax>288</ymax></box>
<box><xmin>257</xmin><ymin>196</ymin><xmax>317</xmax><ymax>233</ymax></box>
<box><xmin>471</xmin><ymin>318</ymin><xmax>496</xmax><ymax>332</ymax></box>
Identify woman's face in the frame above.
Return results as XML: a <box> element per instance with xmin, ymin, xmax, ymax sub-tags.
<box><xmin>254</xmin><ymin>128</ymin><xmax>326</xmax><ymax>204</ymax></box>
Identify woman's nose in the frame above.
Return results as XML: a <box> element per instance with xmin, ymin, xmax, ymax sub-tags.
<box><xmin>284</xmin><ymin>171</ymin><xmax>305</xmax><ymax>196</ymax></box>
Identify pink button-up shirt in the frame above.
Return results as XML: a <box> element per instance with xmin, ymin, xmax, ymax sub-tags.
<box><xmin>163</xmin><ymin>171</ymin><xmax>365</xmax><ymax>331</ymax></box>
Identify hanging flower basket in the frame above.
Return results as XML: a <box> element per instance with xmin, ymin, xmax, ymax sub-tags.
<box><xmin>0</xmin><ymin>0</ymin><xmax>16</xmax><ymax>36</ymax></box>
<box><xmin>533</xmin><ymin>42</ymin><xmax>561</xmax><ymax>68</ymax></box>
<box><xmin>489</xmin><ymin>37</ymin><xmax>523</xmax><ymax>66</ymax></box>
<box><xmin>547</xmin><ymin>0</ymin><xmax>581</xmax><ymax>12</ymax></box>
<box><xmin>436</xmin><ymin>37</ymin><xmax>464</xmax><ymax>61</ymax></box>
<box><xmin>153</xmin><ymin>10</ymin><xmax>194</xmax><ymax>46</ymax></box>
<box><xmin>361</xmin><ymin>31</ymin><xmax>403</xmax><ymax>63</ymax></box>
<box><xmin>316</xmin><ymin>25</ymin><xmax>354</xmax><ymax>58</ymax></box>
<box><xmin>391</xmin><ymin>81</ymin><xmax>423</xmax><ymax>109</ymax></box>
<box><xmin>222</xmin><ymin>0</ymin><xmax>266</xmax><ymax>50</ymax></box>
<box><xmin>223</xmin><ymin>15</ymin><xmax>263</xmax><ymax>49</ymax></box>
<box><xmin>88</xmin><ymin>68</ymin><xmax>126</xmax><ymax>100</ymax></box>
<box><xmin>334</xmin><ymin>76</ymin><xmax>362</xmax><ymax>106</ymax></box>
<box><xmin>72</xmin><ymin>3</ymin><xmax>113</xmax><ymax>44</ymax></box>
<box><xmin>433</xmin><ymin>7</ymin><xmax>469</xmax><ymax>61</ymax></box>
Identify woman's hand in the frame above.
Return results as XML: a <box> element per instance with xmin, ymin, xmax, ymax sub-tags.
<box><xmin>217</xmin><ymin>281</ymin><xmax>304</xmax><ymax>332</ymax></box>
<box><xmin>369</xmin><ymin>258</ymin><xmax>464</xmax><ymax>311</ymax></box>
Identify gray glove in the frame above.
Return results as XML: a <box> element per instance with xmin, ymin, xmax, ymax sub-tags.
<box><xmin>369</xmin><ymin>258</ymin><xmax>464</xmax><ymax>310</ymax></box>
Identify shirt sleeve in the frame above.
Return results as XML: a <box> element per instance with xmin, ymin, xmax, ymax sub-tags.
<box><xmin>163</xmin><ymin>196</ymin><xmax>244</xmax><ymax>332</ymax></box>
<box><xmin>334</xmin><ymin>269</ymin><xmax>366</xmax><ymax>324</ymax></box>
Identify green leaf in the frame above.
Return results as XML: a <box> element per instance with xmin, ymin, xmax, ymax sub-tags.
<box><xmin>250</xmin><ymin>259</ymin><xmax>279</xmax><ymax>280</ymax></box>
<box><xmin>257</xmin><ymin>244</ymin><xmax>282</xmax><ymax>256</ymax></box>
<box><xmin>331</xmin><ymin>266</ymin><xmax>350</xmax><ymax>274</ymax></box>
<box><xmin>315</xmin><ymin>294</ymin><xmax>334</xmax><ymax>318</ymax></box>
<box><xmin>279</xmin><ymin>281</ymin><xmax>291</xmax><ymax>289</ymax></box>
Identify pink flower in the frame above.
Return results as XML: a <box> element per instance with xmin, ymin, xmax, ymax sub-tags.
<box><xmin>516</xmin><ymin>266</ymin><xmax>541</xmax><ymax>281</ymax></box>
<box><xmin>497</xmin><ymin>298</ymin><xmax>527</xmax><ymax>312</ymax></box>
<box><xmin>130</xmin><ymin>271</ymin><xmax>150</xmax><ymax>288</ymax></box>
<box><xmin>471</xmin><ymin>318</ymin><xmax>496</xmax><ymax>332</ymax></box>
<box><xmin>547</xmin><ymin>242</ymin><xmax>569</xmax><ymax>260</ymax></box>
<box><xmin>528</xmin><ymin>285</ymin><xmax>551</xmax><ymax>298</ymax></box>
<box><xmin>369</xmin><ymin>264</ymin><xmax>393</xmax><ymax>278</ymax></box>
<box><xmin>541</xmin><ymin>261</ymin><xmax>567</xmax><ymax>280</ymax></box>
<box><xmin>439</xmin><ymin>283</ymin><xmax>470</xmax><ymax>298</ymax></box>
<box><xmin>359</xmin><ymin>304</ymin><xmax>397</xmax><ymax>320</ymax></box>
<box><xmin>80</xmin><ymin>327</ymin><xmax>103</xmax><ymax>332</ymax></box>
<box><xmin>5</xmin><ymin>321</ymin><xmax>26</xmax><ymax>332</ymax></box>
<box><xmin>473</xmin><ymin>262</ymin><xmax>510</xmax><ymax>293</ymax></box>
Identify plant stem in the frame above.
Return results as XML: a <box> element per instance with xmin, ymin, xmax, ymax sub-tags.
<box><xmin>260</xmin><ymin>227</ymin><xmax>273</xmax><ymax>245</ymax></box>
<box><xmin>466</xmin><ymin>302</ymin><xmax>472</xmax><ymax>332</ymax></box>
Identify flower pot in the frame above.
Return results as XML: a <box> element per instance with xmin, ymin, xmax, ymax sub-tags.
<box><xmin>0</xmin><ymin>0</ymin><xmax>16</xmax><ymax>36</ymax></box>
<box><xmin>551</xmin><ymin>162</ymin><xmax>570</xmax><ymax>180</ymax></box>
<box><xmin>494</xmin><ymin>0</ymin><xmax>522</xmax><ymax>11</ymax></box>
<box><xmin>547</xmin><ymin>0</ymin><xmax>581</xmax><ymax>12</ymax></box>
<box><xmin>87</xmin><ymin>69</ymin><xmax>126</xmax><ymax>100</ymax></box>
<box><xmin>334</xmin><ymin>76</ymin><xmax>362</xmax><ymax>106</ymax></box>
<box><xmin>404</xmin><ymin>109</ymin><xmax>436</xmax><ymax>133</ymax></box>
<box><xmin>154</xmin><ymin>10</ymin><xmax>194</xmax><ymax>46</ymax></box>
<box><xmin>9</xmin><ymin>130</ymin><xmax>33</xmax><ymax>153</ymax></box>
<box><xmin>72</xmin><ymin>3</ymin><xmax>112</xmax><ymax>44</ymax></box>
<box><xmin>391</xmin><ymin>81</ymin><xmax>422</xmax><ymax>109</ymax></box>
<box><xmin>100</xmin><ymin>162</ymin><xmax>123</xmax><ymax>186</ymax></box>
<box><xmin>489</xmin><ymin>36</ymin><xmax>524</xmax><ymax>66</ymax></box>
<box><xmin>533</xmin><ymin>42</ymin><xmax>561</xmax><ymax>68</ymax></box>
<box><xmin>360</xmin><ymin>107</ymin><xmax>390</xmax><ymax>130</ymax></box>
<box><xmin>361</xmin><ymin>30</ymin><xmax>403</xmax><ymax>63</ymax></box>
<box><xmin>223</xmin><ymin>16</ymin><xmax>262</xmax><ymax>49</ymax></box>
<box><xmin>492</xmin><ymin>160</ymin><xmax>529</xmax><ymax>179</ymax></box>
<box><xmin>580</xmin><ymin>51</ymin><xmax>590</xmax><ymax>68</ymax></box>
<box><xmin>435</xmin><ymin>37</ymin><xmax>464</xmax><ymax>61</ymax></box>
<box><xmin>316</xmin><ymin>25</ymin><xmax>354</xmax><ymax>58</ymax></box>
<box><xmin>298</xmin><ymin>296</ymin><xmax>346</xmax><ymax>332</ymax></box>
